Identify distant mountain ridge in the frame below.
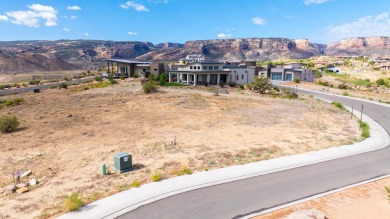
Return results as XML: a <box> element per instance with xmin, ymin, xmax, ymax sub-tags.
<box><xmin>0</xmin><ymin>36</ymin><xmax>389</xmax><ymax>73</ymax></box>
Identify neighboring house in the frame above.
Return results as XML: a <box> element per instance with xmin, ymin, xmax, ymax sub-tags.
<box><xmin>318</xmin><ymin>66</ymin><xmax>341</xmax><ymax>73</ymax></box>
<box><xmin>150</xmin><ymin>63</ymin><xmax>165</xmax><ymax>75</ymax></box>
<box><xmin>269</xmin><ymin>63</ymin><xmax>315</xmax><ymax>82</ymax></box>
<box><xmin>180</xmin><ymin>54</ymin><xmax>205</xmax><ymax>63</ymax></box>
<box><xmin>106</xmin><ymin>59</ymin><xmax>150</xmax><ymax>77</ymax></box>
<box><xmin>168</xmin><ymin>62</ymin><xmax>255</xmax><ymax>85</ymax></box>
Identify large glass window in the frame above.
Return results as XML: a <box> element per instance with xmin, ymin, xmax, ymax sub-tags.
<box><xmin>214</xmin><ymin>66</ymin><xmax>219</xmax><ymax>70</ymax></box>
<box><xmin>197</xmin><ymin>66</ymin><xmax>200</xmax><ymax>70</ymax></box>
<box><xmin>203</xmin><ymin>66</ymin><xmax>207</xmax><ymax>70</ymax></box>
<box><xmin>286</xmin><ymin>74</ymin><xmax>293</xmax><ymax>81</ymax></box>
<box><xmin>208</xmin><ymin>66</ymin><xmax>213</xmax><ymax>70</ymax></box>
<box><xmin>271</xmin><ymin>73</ymin><xmax>282</xmax><ymax>80</ymax></box>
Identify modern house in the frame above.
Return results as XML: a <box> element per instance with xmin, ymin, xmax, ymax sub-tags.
<box><xmin>168</xmin><ymin>62</ymin><xmax>255</xmax><ymax>85</ymax></box>
<box><xmin>106</xmin><ymin>59</ymin><xmax>150</xmax><ymax>78</ymax></box>
<box><xmin>180</xmin><ymin>54</ymin><xmax>205</xmax><ymax>63</ymax></box>
<box><xmin>269</xmin><ymin>63</ymin><xmax>315</xmax><ymax>82</ymax></box>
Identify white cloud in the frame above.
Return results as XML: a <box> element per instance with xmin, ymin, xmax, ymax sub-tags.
<box><xmin>120</xmin><ymin>1</ymin><xmax>149</xmax><ymax>12</ymax></box>
<box><xmin>128</xmin><ymin>31</ymin><xmax>139</xmax><ymax>35</ymax></box>
<box><xmin>84</xmin><ymin>33</ymin><xmax>89</xmax><ymax>36</ymax></box>
<box><xmin>304</xmin><ymin>0</ymin><xmax>328</xmax><ymax>5</ymax></box>
<box><xmin>217</xmin><ymin>33</ymin><xmax>233</xmax><ymax>39</ymax></box>
<box><xmin>252</xmin><ymin>17</ymin><xmax>266</xmax><ymax>25</ymax></box>
<box><xmin>0</xmin><ymin>15</ymin><xmax>8</xmax><ymax>21</ymax></box>
<box><xmin>326</xmin><ymin>12</ymin><xmax>390</xmax><ymax>40</ymax></box>
<box><xmin>226</xmin><ymin>27</ymin><xmax>235</xmax><ymax>32</ymax></box>
<box><xmin>67</xmin><ymin>6</ymin><xmax>81</xmax><ymax>10</ymax></box>
<box><xmin>63</xmin><ymin>15</ymin><xmax>77</xmax><ymax>20</ymax></box>
<box><xmin>63</xmin><ymin>27</ymin><xmax>70</xmax><ymax>32</ymax></box>
<box><xmin>5</xmin><ymin>4</ymin><xmax>58</xmax><ymax>27</ymax></box>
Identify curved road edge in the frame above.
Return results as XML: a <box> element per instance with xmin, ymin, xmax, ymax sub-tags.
<box><xmin>57</xmin><ymin>90</ymin><xmax>390</xmax><ymax>219</ymax></box>
<box><xmin>243</xmin><ymin>174</ymin><xmax>390</xmax><ymax>218</ymax></box>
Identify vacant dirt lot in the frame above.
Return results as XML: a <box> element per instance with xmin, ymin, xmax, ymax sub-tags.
<box><xmin>0</xmin><ymin>82</ymin><xmax>360</xmax><ymax>218</ymax></box>
<box><xmin>255</xmin><ymin>177</ymin><xmax>390</xmax><ymax>219</ymax></box>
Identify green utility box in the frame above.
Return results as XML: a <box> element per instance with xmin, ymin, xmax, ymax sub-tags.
<box><xmin>114</xmin><ymin>152</ymin><xmax>133</xmax><ymax>173</ymax></box>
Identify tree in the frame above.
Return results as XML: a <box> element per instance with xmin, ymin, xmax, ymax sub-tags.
<box><xmin>306</xmin><ymin>62</ymin><xmax>314</xmax><ymax>69</ymax></box>
<box><xmin>252</xmin><ymin>76</ymin><xmax>272</xmax><ymax>94</ymax></box>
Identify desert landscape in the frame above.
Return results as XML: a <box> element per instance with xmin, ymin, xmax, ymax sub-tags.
<box><xmin>0</xmin><ymin>81</ymin><xmax>361</xmax><ymax>218</ymax></box>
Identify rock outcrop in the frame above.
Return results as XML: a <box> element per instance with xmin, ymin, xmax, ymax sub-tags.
<box><xmin>326</xmin><ymin>36</ymin><xmax>390</xmax><ymax>56</ymax></box>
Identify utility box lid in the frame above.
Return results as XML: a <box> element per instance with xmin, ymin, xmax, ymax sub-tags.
<box><xmin>114</xmin><ymin>152</ymin><xmax>133</xmax><ymax>173</ymax></box>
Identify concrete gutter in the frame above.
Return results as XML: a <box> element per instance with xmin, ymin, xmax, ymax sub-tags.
<box><xmin>58</xmin><ymin>92</ymin><xmax>390</xmax><ymax>219</ymax></box>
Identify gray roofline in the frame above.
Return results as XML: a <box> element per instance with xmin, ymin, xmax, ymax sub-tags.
<box><xmin>106</xmin><ymin>59</ymin><xmax>150</xmax><ymax>64</ymax></box>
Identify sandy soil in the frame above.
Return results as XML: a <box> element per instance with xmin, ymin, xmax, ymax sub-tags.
<box><xmin>0</xmin><ymin>82</ymin><xmax>360</xmax><ymax>218</ymax></box>
<box><xmin>283</xmin><ymin>81</ymin><xmax>390</xmax><ymax>103</ymax></box>
<box><xmin>255</xmin><ymin>177</ymin><xmax>390</xmax><ymax>219</ymax></box>
<box><xmin>0</xmin><ymin>70</ymin><xmax>92</xmax><ymax>84</ymax></box>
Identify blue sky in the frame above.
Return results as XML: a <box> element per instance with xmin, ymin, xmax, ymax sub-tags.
<box><xmin>0</xmin><ymin>0</ymin><xmax>389</xmax><ymax>44</ymax></box>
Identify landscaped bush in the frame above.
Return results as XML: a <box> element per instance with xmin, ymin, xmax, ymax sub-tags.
<box><xmin>131</xmin><ymin>181</ymin><xmax>140</xmax><ymax>188</ymax></box>
<box><xmin>204</xmin><ymin>81</ymin><xmax>209</xmax><ymax>87</ymax></box>
<box><xmin>376</xmin><ymin>78</ymin><xmax>385</xmax><ymax>86</ymax></box>
<box><xmin>108</xmin><ymin>77</ymin><xmax>118</xmax><ymax>84</ymax></box>
<box><xmin>360</xmin><ymin>121</ymin><xmax>370</xmax><ymax>139</ymax></box>
<box><xmin>342</xmin><ymin>91</ymin><xmax>349</xmax><ymax>96</ymax></box>
<box><xmin>64</xmin><ymin>192</ymin><xmax>83</xmax><ymax>212</ymax></box>
<box><xmin>228</xmin><ymin>81</ymin><xmax>236</xmax><ymax>87</ymax></box>
<box><xmin>246</xmin><ymin>83</ymin><xmax>253</xmax><ymax>91</ymax></box>
<box><xmin>143</xmin><ymin>80</ymin><xmax>157</xmax><ymax>93</ymax></box>
<box><xmin>0</xmin><ymin>114</ymin><xmax>20</xmax><ymax>133</ymax></box>
<box><xmin>28</xmin><ymin>80</ymin><xmax>40</xmax><ymax>86</ymax></box>
<box><xmin>219</xmin><ymin>81</ymin><xmax>225</xmax><ymax>87</ymax></box>
<box><xmin>95</xmin><ymin>76</ymin><xmax>102</xmax><ymax>82</ymax></box>
<box><xmin>293</xmin><ymin>78</ymin><xmax>300</xmax><ymax>83</ymax></box>
<box><xmin>338</xmin><ymin>83</ymin><xmax>348</xmax><ymax>89</ymax></box>
<box><xmin>331</xmin><ymin>101</ymin><xmax>344</xmax><ymax>110</ymax></box>
<box><xmin>133</xmin><ymin>73</ymin><xmax>139</xmax><ymax>78</ymax></box>
<box><xmin>59</xmin><ymin>83</ymin><xmax>68</xmax><ymax>89</ymax></box>
<box><xmin>120</xmin><ymin>75</ymin><xmax>126</xmax><ymax>80</ymax></box>
<box><xmin>158</xmin><ymin>74</ymin><xmax>167</xmax><ymax>86</ymax></box>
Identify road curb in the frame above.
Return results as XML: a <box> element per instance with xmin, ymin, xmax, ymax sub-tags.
<box><xmin>57</xmin><ymin>93</ymin><xmax>390</xmax><ymax>219</ymax></box>
<box><xmin>242</xmin><ymin>174</ymin><xmax>390</xmax><ymax>219</ymax></box>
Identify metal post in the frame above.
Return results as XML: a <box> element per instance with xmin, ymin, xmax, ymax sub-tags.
<box><xmin>295</xmin><ymin>85</ymin><xmax>297</xmax><ymax>93</ymax></box>
<box><xmin>359</xmin><ymin>104</ymin><xmax>364</xmax><ymax>130</ymax></box>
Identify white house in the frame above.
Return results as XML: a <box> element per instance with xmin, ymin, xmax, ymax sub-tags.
<box><xmin>270</xmin><ymin>63</ymin><xmax>315</xmax><ymax>82</ymax></box>
<box><xmin>168</xmin><ymin>62</ymin><xmax>255</xmax><ymax>86</ymax></box>
<box><xmin>106</xmin><ymin>59</ymin><xmax>150</xmax><ymax>77</ymax></box>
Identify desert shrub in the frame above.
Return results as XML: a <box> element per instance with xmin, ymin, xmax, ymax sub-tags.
<box><xmin>385</xmin><ymin>186</ymin><xmax>390</xmax><ymax>201</ymax></box>
<box><xmin>204</xmin><ymin>81</ymin><xmax>209</xmax><ymax>87</ymax></box>
<box><xmin>342</xmin><ymin>91</ymin><xmax>349</xmax><ymax>96</ymax></box>
<box><xmin>131</xmin><ymin>181</ymin><xmax>140</xmax><ymax>188</ymax></box>
<box><xmin>331</xmin><ymin>101</ymin><xmax>344</xmax><ymax>110</ymax></box>
<box><xmin>246</xmin><ymin>83</ymin><xmax>253</xmax><ymax>91</ymax></box>
<box><xmin>360</xmin><ymin>121</ymin><xmax>370</xmax><ymax>139</ymax></box>
<box><xmin>133</xmin><ymin>73</ymin><xmax>139</xmax><ymax>78</ymax></box>
<box><xmin>3</xmin><ymin>84</ymin><xmax>12</xmax><ymax>89</ymax></box>
<box><xmin>64</xmin><ymin>192</ymin><xmax>83</xmax><ymax>212</ymax></box>
<box><xmin>59</xmin><ymin>83</ymin><xmax>68</xmax><ymax>89</ymax></box>
<box><xmin>219</xmin><ymin>81</ymin><xmax>225</xmax><ymax>87</ymax></box>
<box><xmin>376</xmin><ymin>78</ymin><xmax>385</xmax><ymax>86</ymax></box>
<box><xmin>22</xmin><ymin>83</ymin><xmax>28</xmax><ymax>87</ymax></box>
<box><xmin>293</xmin><ymin>78</ymin><xmax>300</xmax><ymax>83</ymax></box>
<box><xmin>28</xmin><ymin>80</ymin><xmax>40</xmax><ymax>86</ymax></box>
<box><xmin>95</xmin><ymin>76</ymin><xmax>102</xmax><ymax>82</ymax></box>
<box><xmin>50</xmin><ymin>85</ymin><xmax>58</xmax><ymax>89</ymax></box>
<box><xmin>273</xmin><ymin>87</ymin><xmax>280</xmax><ymax>92</ymax></box>
<box><xmin>315</xmin><ymin>70</ymin><xmax>322</xmax><ymax>78</ymax></box>
<box><xmin>64</xmin><ymin>77</ymin><xmax>71</xmax><ymax>81</ymax></box>
<box><xmin>239</xmin><ymin>84</ymin><xmax>244</xmax><ymax>89</ymax></box>
<box><xmin>171</xmin><ymin>166</ymin><xmax>192</xmax><ymax>176</ymax></box>
<box><xmin>228</xmin><ymin>81</ymin><xmax>236</xmax><ymax>87</ymax></box>
<box><xmin>151</xmin><ymin>171</ymin><xmax>161</xmax><ymax>182</ymax></box>
<box><xmin>0</xmin><ymin>85</ymin><xmax>4</xmax><ymax>90</ymax></box>
<box><xmin>0</xmin><ymin>114</ymin><xmax>20</xmax><ymax>133</ymax></box>
<box><xmin>120</xmin><ymin>75</ymin><xmax>126</xmax><ymax>80</ymax></box>
<box><xmin>252</xmin><ymin>76</ymin><xmax>272</xmax><ymax>94</ymax></box>
<box><xmin>108</xmin><ymin>77</ymin><xmax>118</xmax><ymax>84</ymax></box>
<box><xmin>143</xmin><ymin>80</ymin><xmax>157</xmax><ymax>93</ymax></box>
<box><xmin>338</xmin><ymin>83</ymin><xmax>348</xmax><ymax>89</ymax></box>
<box><xmin>159</xmin><ymin>74</ymin><xmax>167</xmax><ymax>86</ymax></box>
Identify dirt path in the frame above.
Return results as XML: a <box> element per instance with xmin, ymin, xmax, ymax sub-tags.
<box><xmin>0</xmin><ymin>82</ymin><xmax>361</xmax><ymax>218</ymax></box>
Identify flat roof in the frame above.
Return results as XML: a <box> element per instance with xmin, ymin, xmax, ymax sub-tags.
<box><xmin>170</xmin><ymin>70</ymin><xmax>230</xmax><ymax>73</ymax></box>
<box><xmin>106</xmin><ymin>59</ymin><xmax>150</xmax><ymax>64</ymax></box>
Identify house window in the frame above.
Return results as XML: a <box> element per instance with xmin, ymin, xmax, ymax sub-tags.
<box><xmin>197</xmin><ymin>66</ymin><xmax>200</xmax><ymax>70</ymax></box>
<box><xmin>154</xmin><ymin>69</ymin><xmax>158</xmax><ymax>71</ymax></box>
<box><xmin>190</xmin><ymin>66</ymin><xmax>193</xmax><ymax>69</ymax></box>
<box><xmin>230</xmin><ymin>75</ymin><xmax>232</xmax><ymax>80</ymax></box>
<box><xmin>203</xmin><ymin>66</ymin><xmax>207</xmax><ymax>70</ymax></box>
<box><xmin>237</xmin><ymin>75</ymin><xmax>239</xmax><ymax>80</ymax></box>
<box><xmin>214</xmin><ymin>66</ymin><xmax>219</xmax><ymax>70</ymax></box>
<box><xmin>242</xmin><ymin>75</ymin><xmax>244</xmax><ymax>80</ymax></box>
<box><xmin>208</xmin><ymin>66</ymin><xmax>213</xmax><ymax>70</ymax></box>
<box><xmin>286</xmin><ymin>74</ymin><xmax>293</xmax><ymax>81</ymax></box>
<box><xmin>271</xmin><ymin>73</ymin><xmax>282</xmax><ymax>80</ymax></box>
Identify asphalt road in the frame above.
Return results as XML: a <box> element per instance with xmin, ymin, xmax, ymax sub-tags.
<box><xmin>0</xmin><ymin>77</ymin><xmax>94</xmax><ymax>96</ymax></box>
<box><xmin>119</xmin><ymin>87</ymin><xmax>390</xmax><ymax>219</ymax></box>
